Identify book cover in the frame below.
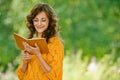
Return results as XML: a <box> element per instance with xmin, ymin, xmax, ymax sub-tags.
<box><xmin>13</xmin><ymin>33</ymin><xmax>49</xmax><ymax>53</ymax></box>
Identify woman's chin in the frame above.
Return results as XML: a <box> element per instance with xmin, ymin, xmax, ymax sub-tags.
<box><xmin>37</xmin><ymin>30</ymin><xmax>44</xmax><ymax>33</ymax></box>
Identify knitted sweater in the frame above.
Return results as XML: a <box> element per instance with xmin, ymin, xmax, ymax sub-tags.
<box><xmin>16</xmin><ymin>37</ymin><xmax>64</xmax><ymax>80</ymax></box>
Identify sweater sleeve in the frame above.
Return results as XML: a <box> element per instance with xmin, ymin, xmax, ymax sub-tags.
<box><xmin>16</xmin><ymin>66</ymin><xmax>24</xmax><ymax>80</ymax></box>
<box><xmin>16</xmin><ymin>64</ymin><xmax>26</xmax><ymax>80</ymax></box>
<box><xmin>45</xmin><ymin>38</ymin><xmax>64</xmax><ymax>80</ymax></box>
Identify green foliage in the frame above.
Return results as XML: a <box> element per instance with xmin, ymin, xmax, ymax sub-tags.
<box><xmin>58</xmin><ymin>0</ymin><xmax>120</xmax><ymax>60</ymax></box>
<box><xmin>0</xmin><ymin>0</ymin><xmax>19</xmax><ymax>72</ymax></box>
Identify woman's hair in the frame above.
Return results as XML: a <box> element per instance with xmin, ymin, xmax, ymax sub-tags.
<box><xmin>26</xmin><ymin>3</ymin><xmax>59</xmax><ymax>42</ymax></box>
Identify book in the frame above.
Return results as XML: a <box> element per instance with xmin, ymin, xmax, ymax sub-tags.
<box><xmin>13</xmin><ymin>33</ymin><xmax>49</xmax><ymax>53</ymax></box>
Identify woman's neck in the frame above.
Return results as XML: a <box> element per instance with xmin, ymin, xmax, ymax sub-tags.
<box><xmin>37</xmin><ymin>32</ymin><xmax>42</xmax><ymax>38</ymax></box>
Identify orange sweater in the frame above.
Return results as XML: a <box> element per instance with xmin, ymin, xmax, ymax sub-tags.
<box><xmin>16</xmin><ymin>37</ymin><xmax>64</xmax><ymax>80</ymax></box>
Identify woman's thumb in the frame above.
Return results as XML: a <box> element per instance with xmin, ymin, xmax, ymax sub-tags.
<box><xmin>35</xmin><ymin>43</ymin><xmax>38</xmax><ymax>47</ymax></box>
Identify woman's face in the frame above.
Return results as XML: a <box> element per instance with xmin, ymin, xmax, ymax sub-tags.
<box><xmin>33</xmin><ymin>11</ymin><xmax>49</xmax><ymax>34</ymax></box>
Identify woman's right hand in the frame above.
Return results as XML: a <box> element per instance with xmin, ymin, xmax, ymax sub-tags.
<box><xmin>22</xmin><ymin>50</ymin><xmax>32</xmax><ymax>64</ymax></box>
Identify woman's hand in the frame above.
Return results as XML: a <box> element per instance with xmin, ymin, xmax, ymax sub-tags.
<box><xmin>20</xmin><ymin>51</ymin><xmax>32</xmax><ymax>73</ymax></box>
<box><xmin>23</xmin><ymin>42</ymin><xmax>51</xmax><ymax>73</ymax></box>
<box><xmin>22</xmin><ymin>51</ymin><xmax>32</xmax><ymax>64</ymax></box>
<box><xmin>23</xmin><ymin>42</ymin><xmax>41</xmax><ymax>57</ymax></box>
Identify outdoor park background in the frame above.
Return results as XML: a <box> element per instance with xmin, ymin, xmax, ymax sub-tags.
<box><xmin>0</xmin><ymin>0</ymin><xmax>120</xmax><ymax>80</ymax></box>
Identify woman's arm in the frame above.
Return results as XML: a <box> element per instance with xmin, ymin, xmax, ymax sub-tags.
<box><xmin>20</xmin><ymin>61</ymin><xmax>28</xmax><ymax>73</ymax></box>
<box><xmin>20</xmin><ymin>51</ymin><xmax>32</xmax><ymax>73</ymax></box>
<box><xmin>36</xmin><ymin>53</ymin><xmax>51</xmax><ymax>73</ymax></box>
<box><xmin>23</xmin><ymin>42</ymin><xmax>51</xmax><ymax>73</ymax></box>
<box><xmin>16</xmin><ymin>51</ymin><xmax>32</xmax><ymax>80</ymax></box>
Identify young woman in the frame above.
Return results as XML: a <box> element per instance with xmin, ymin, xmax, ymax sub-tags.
<box><xmin>16</xmin><ymin>3</ymin><xmax>64</xmax><ymax>80</ymax></box>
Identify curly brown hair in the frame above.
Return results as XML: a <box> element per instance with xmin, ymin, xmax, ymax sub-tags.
<box><xmin>26</xmin><ymin>3</ymin><xmax>59</xmax><ymax>42</ymax></box>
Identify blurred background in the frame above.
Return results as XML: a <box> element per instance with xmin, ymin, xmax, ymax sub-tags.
<box><xmin>0</xmin><ymin>0</ymin><xmax>120</xmax><ymax>80</ymax></box>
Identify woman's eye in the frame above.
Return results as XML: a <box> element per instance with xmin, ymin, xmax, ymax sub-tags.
<box><xmin>33</xmin><ymin>19</ymin><xmax>46</xmax><ymax>23</ymax></box>
<box><xmin>42</xmin><ymin>19</ymin><xmax>46</xmax><ymax>22</ymax></box>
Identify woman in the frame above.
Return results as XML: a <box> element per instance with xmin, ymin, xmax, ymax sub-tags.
<box><xmin>16</xmin><ymin>3</ymin><xmax>64</xmax><ymax>80</ymax></box>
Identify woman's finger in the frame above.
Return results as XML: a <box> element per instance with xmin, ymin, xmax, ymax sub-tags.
<box><xmin>35</xmin><ymin>43</ymin><xmax>38</xmax><ymax>47</ymax></box>
<box><xmin>25</xmin><ymin>42</ymin><xmax>32</xmax><ymax>48</ymax></box>
<box><xmin>23</xmin><ymin>42</ymin><xmax>27</xmax><ymax>48</ymax></box>
<box><xmin>23</xmin><ymin>54</ymin><xmax>31</xmax><ymax>60</ymax></box>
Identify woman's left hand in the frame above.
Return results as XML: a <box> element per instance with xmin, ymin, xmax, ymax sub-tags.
<box><xmin>23</xmin><ymin>42</ymin><xmax>41</xmax><ymax>56</ymax></box>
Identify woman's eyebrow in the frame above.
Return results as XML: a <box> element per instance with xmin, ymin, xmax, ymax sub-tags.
<box><xmin>34</xmin><ymin>17</ymin><xmax>46</xmax><ymax>19</ymax></box>
<box><xmin>33</xmin><ymin>17</ymin><xmax>39</xmax><ymax>19</ymax></box>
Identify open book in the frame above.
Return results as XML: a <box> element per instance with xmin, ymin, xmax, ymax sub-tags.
<box><xmin>13</xmin><ymin>33</ymin><xmax>49</xmax><ymax>53</ymax></box>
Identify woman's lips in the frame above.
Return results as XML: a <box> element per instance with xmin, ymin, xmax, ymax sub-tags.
<box><xmin>37</xmin><ymin>26</ymin><xmax>44</xmax><ymax>29</ymax></box>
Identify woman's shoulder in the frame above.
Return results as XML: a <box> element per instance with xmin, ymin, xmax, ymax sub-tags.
<box><xmin>49</xmin><ymin>36</ymin><xmax>63</xmax><ymax>45</ymax></box>
<box><xmin>48</xmin><ymin>37</ymin><xmax>64</xmax><ymax>51</ymax></box>
<box><xmin>49</xmin><ymin>37</ymin><xmax>61</xmax><ymax>42</ymax></box>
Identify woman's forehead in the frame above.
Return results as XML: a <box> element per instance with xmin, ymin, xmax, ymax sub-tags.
<box><xmin>34</xmin><ymin>11</ymin><xmax>48</xmax><ymax>19</ymax></box>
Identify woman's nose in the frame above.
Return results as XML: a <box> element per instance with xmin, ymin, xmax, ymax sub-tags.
<box><xmin>38</xmin><ymin>21</ymin><xmax>42</xmax><ymax>25</ymax></box>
